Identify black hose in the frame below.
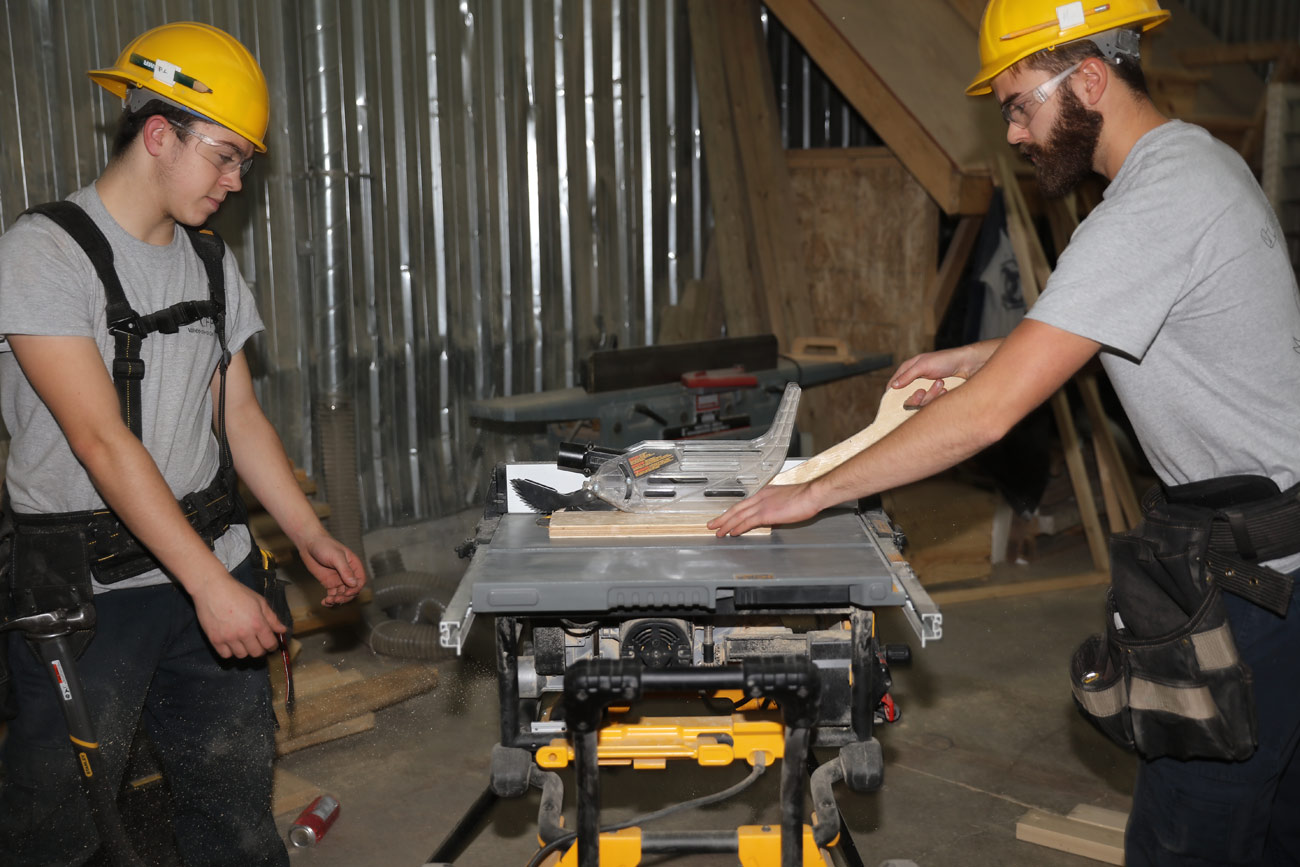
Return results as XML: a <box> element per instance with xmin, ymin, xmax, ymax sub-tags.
<box><xmin>362</xmin><ymin>566</ymin><xmax>459</xmax><ymax>660</ymax></box>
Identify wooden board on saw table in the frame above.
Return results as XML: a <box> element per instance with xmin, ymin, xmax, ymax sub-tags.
<box><xmin>772</xmin><ymin>377</ymin><xmax>965</xmax><ymax>486</ymax></box>
<box><xmin>548</xmin><ymin>510</ymin><xmax>772</xmax><ymax>538</ymax></box>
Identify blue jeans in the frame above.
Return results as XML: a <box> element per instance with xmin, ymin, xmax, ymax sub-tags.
<box><xmin>0</xmin><ymin>555</ymin><xmax>287</xmax><ymax>867</ymax></box>
<box><xmin>1126</xmin><ymin>568</ymin><xmax>1300</xmax><ymax>866</ymax></box>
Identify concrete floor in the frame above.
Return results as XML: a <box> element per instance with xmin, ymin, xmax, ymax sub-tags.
<box><xmin>271</xmin><ymin>505</ymin><xmax>1139</xmax><ymax>867</ymax></box>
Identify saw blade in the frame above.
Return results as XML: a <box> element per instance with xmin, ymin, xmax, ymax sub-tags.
<box><xmin>510</xmin><ymin>478</ymin><xmax>614</xmax><ymax>514</ymax></box>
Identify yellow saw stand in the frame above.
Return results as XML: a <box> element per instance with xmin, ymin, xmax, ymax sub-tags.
<box><xmin>528</xmin><ymin>657</ymin><xmax>849</xmax><ymax>867</ymax></box>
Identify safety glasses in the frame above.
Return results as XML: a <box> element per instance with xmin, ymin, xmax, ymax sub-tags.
<box><xmin>1000</xmin><ymin>62</ymin><xmax>1083</xmax><ymax>129</ymax></box>
<box><xmin>168</xmin><ymin>119</ymin><xmax>254</xmax><ymax>178</ymax></box>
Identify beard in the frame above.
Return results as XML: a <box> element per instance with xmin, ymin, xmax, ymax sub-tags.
<box><xmin>1020</xmin><ymin>84</ymin><xmax>1103</xmax><ymax>198</ymax></box>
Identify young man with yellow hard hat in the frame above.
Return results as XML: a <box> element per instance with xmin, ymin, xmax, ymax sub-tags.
<box><xmin>711</xmin><ymin>2</ymin><xmax>1300</xmax><ymax>863</ymax></box>
<box><xmin>0</xmin><ymin>22</ymin><xmax>365</xmax><ymax>864</ymax></box>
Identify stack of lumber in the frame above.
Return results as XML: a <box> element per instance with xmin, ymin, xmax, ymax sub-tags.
<box><xmin>269</xmin><ymin>656</ymin><xmax>440</xmax><ymax>756</ymax></box>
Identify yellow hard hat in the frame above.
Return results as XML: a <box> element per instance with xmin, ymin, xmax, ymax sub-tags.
<box><xmin>967</xmin><ymin>0</ymin><xmax>1170</xmax><ymax>96</ymax></box>
<box><xmin>88</xmin><ymin>21</ymin><xmax>269</xmax><ymax>152</ymax></box>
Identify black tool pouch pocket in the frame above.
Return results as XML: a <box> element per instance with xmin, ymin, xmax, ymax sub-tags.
<box><xmin>1070</xmin><ymin>496</ymin><xmax>1257</xmax><ymax>761</ymax></box>
<box><xmin>250</xmin><ymin>547</ymin><xmax>293</xmax><ymax>643</ymax></box>
<box><xmin>8</xmin><ymin>523</ymin><xmax>97</xmax><ymax>660</ymax></box>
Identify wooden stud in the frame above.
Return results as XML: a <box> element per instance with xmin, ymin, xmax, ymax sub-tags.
<box><xmin>996</xmin><ymin>154</ymin><xmax>1109</xmax><ymax>571</ymax></box>
<box><xmin>687</xmin><ymin>0</ymin><xmax>767</xmax><ymax>337</ymax></box>
<box><xmin>712</xmin><ymin>0</ymin><xmax>816</xmax><ymax>353</ymax></box>
<box><xmin>763</xmin><ymin>0</ymin><xmax>996</xmax><ymax>215</ymax></box>
<box><xmin>1016</xmin><ymin>809</ymin><xmax>1125</xmax><ymax>865</ymax></box>
<box><xmin>923</xmin><ymin>214</ymin><xmax>984</xmax><ymax>340</ymax></box>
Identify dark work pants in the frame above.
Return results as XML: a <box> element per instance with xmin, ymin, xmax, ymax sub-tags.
<box><xmin>0</xmin><ymin>556</ymin><xmax>288</xmax><ymax>867</ymax></box>
<box><xmin>1126</xmin><ymin>569</ymin><xmax>1300</xmax><ymax>866</ymax></box>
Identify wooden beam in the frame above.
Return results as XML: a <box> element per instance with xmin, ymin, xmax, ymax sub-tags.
<box><xmin>687</xmin><ymin>0</ymin><xmax>766</xmax><ymax>336</ymax></box>
<box><xmin>713</xmin><ymin>0</ymin><xmax>816</xmax><ymax>350</ymax></box>
<box><xmin>1017</xmin><ymin>809</ymin><xmax>1125</xmax><ymax>865</ymax></box>
<box><xmin>923</xmin><ymin>215</ymin><xmax>983</xmax><ymax>340</ymax></box>
<box><xmin>930</xmin><ymin>571</ymin><xmax>1109</xmax><ymax>606</ymax></box>
<box><xmin>764</xmin><ymin>0</ymin><xmax>992</xmax><ymax>215</ymax></box>
<box><xmin>996</xmin><ymin>154</ymin><xmax>1109</xmax><ymax>572</ymax></box>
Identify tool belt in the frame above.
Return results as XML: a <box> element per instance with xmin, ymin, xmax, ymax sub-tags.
<box><xmin>1070</xmin><ymin>475</ymin><xmax>1299</xmax><ymax>761</ymax></box>
<box><xmin>2</xmin><ymin>469</ymin><xmax>243</xmax><ymax>616</ymax></box>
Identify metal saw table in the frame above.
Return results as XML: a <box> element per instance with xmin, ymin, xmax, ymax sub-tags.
<box><xmin>434</xmin><ymin>471</ymin><xmax>942</xmax><ymax>867</ymax></box>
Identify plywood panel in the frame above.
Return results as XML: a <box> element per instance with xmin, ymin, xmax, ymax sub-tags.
<box><xmin>787</xmin><ymin>148</ymin><xmax>939</xmax><ymax>448</ymax></box>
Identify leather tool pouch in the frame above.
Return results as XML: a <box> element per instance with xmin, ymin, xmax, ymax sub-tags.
<box><xmin>1069</xmin><ymin>476</ymin><xmax>1298</xmax><ymax>762</ymax></box>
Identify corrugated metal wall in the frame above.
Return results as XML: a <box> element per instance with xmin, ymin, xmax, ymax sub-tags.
<box><xmin>0</xmin><ymin>0</ymin><xmax>706</xmax><ymax>527</ymax></box>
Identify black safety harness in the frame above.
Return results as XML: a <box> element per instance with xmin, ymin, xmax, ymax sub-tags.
<box><xmin>2</xmin><ymin>200</ymin><xmax>244</xmax><ymax>613</ymax></box>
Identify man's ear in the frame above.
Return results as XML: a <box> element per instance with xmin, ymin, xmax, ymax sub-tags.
<box><xmin>1077</xmin><ymin>57</ymin><xmax>1108</xmax><ymax>107</ymax></box>
<box><xmin>141</xmin><ymin>115</ymin><xmax>172</xmax><ymax>158</ymax></box>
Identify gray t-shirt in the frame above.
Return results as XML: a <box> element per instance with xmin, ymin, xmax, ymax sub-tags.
<box><xmin>1027</xmin><ymin>120</ymin><xmax>1300</xmax><ymax>573</ymax></box>
<box><xmin>0</xmin><ymin>184</ymin><xmax>264</xmax><ymax>591</ymax></box>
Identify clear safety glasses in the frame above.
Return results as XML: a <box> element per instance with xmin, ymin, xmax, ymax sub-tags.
<box><xmin>168</xmin><ymin>119</ymin><xmax>254</xmax><ymax>178</ymax></box>
<box><xmin>1000</xmin><ymin>62</ymin><xmax>1083</xmax><ymax>129</ymax></box>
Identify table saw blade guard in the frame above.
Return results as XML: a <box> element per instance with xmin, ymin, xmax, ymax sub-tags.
<box><xmin>583</xmin><ymin>381</ymin><xmax>800</xmax><ymax>513</ymax></box>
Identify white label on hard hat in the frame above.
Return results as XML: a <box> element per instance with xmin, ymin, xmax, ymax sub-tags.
<box><xmin>151</xmin><ymin>58</ymin><xmax>179</xmax><ymax>87</ymax></box>
<box><xmin>1056</xmin><ymin>2</ymin><xmax>1086</xmax><ymax>30</ymax></box>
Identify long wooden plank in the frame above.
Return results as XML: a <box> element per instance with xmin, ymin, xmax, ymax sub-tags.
<box><xmin>924</xmin><ymin>215</ymin><xmax>983</xmax><ymax>339</ymax></box>
<box><xmin>713</xmin><ymin>0</ymin><xmax>815</xmax><ymax>352</ymax></box>
<box><xmin>764</xmin><ymin>0</ymin><xmax>997</xmax><ymax>215</ymax></box>
<box><xmin>1067</xmin><ymin>804</ymin><xmax>1130</xmax><ymax>833</ymax></box>
<box><xmin>687</xmin><ymin>0</ymin><xmax>766</xmax><ymax>336</ymax></box>
<box><xmin>277</xmin><ymin>664</ymin><xmax>440</xmax><ymax>742</ymax></box>
<box><xmin>549</xmin><ymin>510</ymin><xmax>771</xmax><ymax>538</ymax></box>
<box><xmin>930</xmin><ymin>571</ymin><xmax>1109</xmax><ymax>606</ymax></box>
<box><xmin>996</xmin><ymin>154</ymin><xmax>1109</xmax><ymax>571</ymax></box>
<box><xmin>1016</xmin><ymin>809</ymin><xmax>1125</xmax><ymax>865</ymax></box>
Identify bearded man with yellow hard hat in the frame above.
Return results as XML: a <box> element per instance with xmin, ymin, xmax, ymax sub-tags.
<box><xmin>0</xmin><ymin>23</ymin><xmax>365</xmax><ymax>865</ymax></box>
<box><xmin>712</xmin><ymin>3</ymin><xmax>1300</xmax><ymax>863</ymax></box>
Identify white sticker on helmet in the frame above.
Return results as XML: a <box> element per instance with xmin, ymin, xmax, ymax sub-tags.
<box><xmin>151</xmin><ymin>58</ymin><xmax>179</xmax><ymax>87</ymax></box>
<box><xmin>1056</xmin><ymin>2</ymin><xmax>1086</xmax><ymax>30</ymax></box>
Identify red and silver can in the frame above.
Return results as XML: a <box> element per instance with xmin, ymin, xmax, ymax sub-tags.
<box><xmin>288</xmin><ymin>795</ymin><xmax>340</xmax><ymax>847</ymax></box>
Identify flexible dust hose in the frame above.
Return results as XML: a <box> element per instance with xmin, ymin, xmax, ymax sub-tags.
<box><xmin>363</xmin><ymin>558</ymin><xmax>458</xmax><ymax>660</ymax></box>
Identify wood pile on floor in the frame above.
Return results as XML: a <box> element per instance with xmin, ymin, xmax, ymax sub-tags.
<box><xmin>269</xmin><ymin>655</ymin><xmax>439</xmax><ymax>757</ymax></box>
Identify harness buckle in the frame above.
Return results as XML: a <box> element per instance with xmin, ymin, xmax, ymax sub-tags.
<box><xmin>111</xmin><ymin>357</ymin><xmax>146</xmax><ymax>381</ymax></box>
<box><xmin>107</xmin><ymin>313</ymin><xmax>144</xmax><ymax>339</ymax></box>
